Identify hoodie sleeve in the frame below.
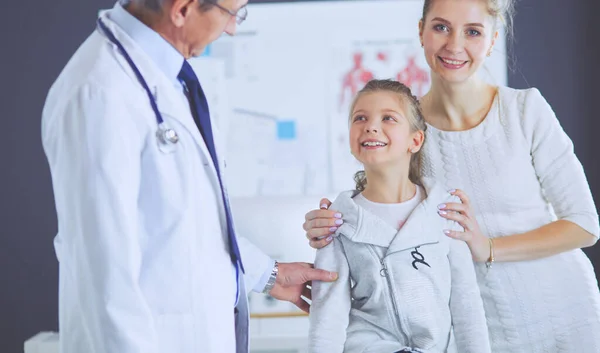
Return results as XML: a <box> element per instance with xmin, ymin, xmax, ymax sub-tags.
<box><xmin>447</xmin><ymin>229</ymin><xmax>491</xmax><ymax>353</ymax></box>
<box><xmin>308</xmin><ymin>237</ymin><xmax>352</xmax><ymax>353</ymax></box>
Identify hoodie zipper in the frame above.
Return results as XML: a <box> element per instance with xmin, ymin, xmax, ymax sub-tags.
<box><xmin>371</xmin><ymin>246</ymin><xmax>411</xmax><ymax>346</ymax></box>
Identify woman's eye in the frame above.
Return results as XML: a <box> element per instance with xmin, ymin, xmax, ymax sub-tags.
<box><xmin>467</xmin><ymin>29</ymin><xmax>481</xmax><ymax>36</ymax></box>
<box><xmin>434</xmin><ymin>24</ymin><xmax>449</xmax><ymax>32</ymax></box>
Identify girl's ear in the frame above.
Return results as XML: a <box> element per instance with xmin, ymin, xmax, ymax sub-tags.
<box><xmin>410</xmin><ymin>130</ymin><xmax>425</xmax><ymax>153</ymax></box>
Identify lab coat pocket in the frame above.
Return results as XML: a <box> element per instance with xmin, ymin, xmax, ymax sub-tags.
<box><xmin>139</xmin><ymin>231</ymin><xmax>193</xmax><ymax>314</ymax></box>
<box><xmin>155</xmin><ymin>313</ymin><xmax>194</xmax><ymax>353</ymax></box>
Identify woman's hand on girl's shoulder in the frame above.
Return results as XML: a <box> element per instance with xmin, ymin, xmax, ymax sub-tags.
<box><xmin>438</xmin><ymin>189</ymin><xmax>491</xmax><ymax>262</ymax></box>
<box><xmin>303</xmin><ymin>198</ymin><xmax>343</xmax><ymax>249</ymax></box>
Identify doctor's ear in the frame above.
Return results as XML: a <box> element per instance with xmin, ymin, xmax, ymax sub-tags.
<box><xmin>170</xmin><ymin>0</ymin><xmax>195</xmax><ymax>27</ymax></box>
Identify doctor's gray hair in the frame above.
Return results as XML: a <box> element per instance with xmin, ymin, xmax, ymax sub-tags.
<box><xmin>350</xmin><ymin>79</ymin><xmax>427</xmax><ymax>192</ymax></box>
<box><xmin>121</xmin><ymin>0</ymin><xmax>161</xmax><ymax>11</ymax></box>
<box><xmin>123</xmin><ymin>0</ymin><xmax>217</xmax><ymax>12</ymax></box>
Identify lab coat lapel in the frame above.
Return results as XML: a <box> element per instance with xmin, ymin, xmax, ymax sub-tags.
<box><xmin>151</xmin><ymin>74</ymin><xmax>227</xmax><ymax>221</ymax></box>
<box><xmin>98</xmin><ymin>12</ymin><xmax>219</xmax><ymax>181</ymax></box>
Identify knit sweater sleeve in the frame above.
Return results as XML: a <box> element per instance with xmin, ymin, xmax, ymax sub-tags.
<box><xmin>447</xmin><ymin>217</ymin><xmax>492</xmax><ymax>353</ymax></box>
<box><xmin>308</xmin><ymin>237</ymin><xmax>351</xmax><ymax>353</ymax></box>
<box><xmin>521</xmin><ymin>88</ymin><xmax>599</xmax><ymax>237</ymax></box>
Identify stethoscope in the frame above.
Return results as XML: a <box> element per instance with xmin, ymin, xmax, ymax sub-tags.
<box><xmin>98</xmin><ymin>17</ymin><xmax>243</xmax><ymax>304</ymax></box>
<box><xmin>97</xmin><ymin>18</ymin><xmax>179</xmax><ymax>145</ymax></box>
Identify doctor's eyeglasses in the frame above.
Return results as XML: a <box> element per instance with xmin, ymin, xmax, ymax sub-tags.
<box><xmin>205</xmin><ymin>0</ymin><xmax>248</xmax><ymax>25</ymax></box>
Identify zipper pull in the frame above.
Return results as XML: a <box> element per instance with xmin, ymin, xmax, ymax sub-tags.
<box><xmin>380</xmin><ymin>259</ymin><xmax>387</xmax><ymax>277</ymax></box>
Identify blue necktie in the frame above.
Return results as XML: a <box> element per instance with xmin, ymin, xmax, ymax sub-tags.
<box><xmin>178</xmin><ymin>61</ymin><xmax>244</xmax><ymax>273</ymax></box>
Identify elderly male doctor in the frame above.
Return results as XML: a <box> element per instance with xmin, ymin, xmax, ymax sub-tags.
<box><xmin>41</xmin><ymin>1</ymin><xmax>338</xmax><ymax>352</ymax></box>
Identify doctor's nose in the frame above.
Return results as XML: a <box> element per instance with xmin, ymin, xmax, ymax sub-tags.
<box><xmin>224</xmin><ymin>17</ymin><xmax>237</xmax><ymax>36</ymax></box>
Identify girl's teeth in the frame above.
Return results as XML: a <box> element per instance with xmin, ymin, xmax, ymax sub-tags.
<box><xmin>362</xmin><ymin>142</ymin><xmax>386</xmax><ymax>147</ymax></box>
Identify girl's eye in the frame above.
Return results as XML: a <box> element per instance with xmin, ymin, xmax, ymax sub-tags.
<box><xmin>353</xmin><ymin>115</ymin><xmax>366</xmax><ymax>122</ymax></box>
<box><xmin>383</xmin><ymin>115</ymin><xmax>396</xmax><ymax>121</ymax></box>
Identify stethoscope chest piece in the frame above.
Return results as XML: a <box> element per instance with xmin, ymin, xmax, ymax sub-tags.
<box><xmin>157</xmin><ymin>123</ymin><xmax>179</xmax><ymax>145</ymax></box>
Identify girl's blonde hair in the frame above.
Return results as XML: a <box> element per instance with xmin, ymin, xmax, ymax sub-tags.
<box><xmin>349</xmin><ymin>79</ymin><xmax>427</xmax><ymax>192</ymax></box>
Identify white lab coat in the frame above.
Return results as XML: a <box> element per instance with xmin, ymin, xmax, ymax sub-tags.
<box><xmin>41</xmin><ymin>10</ymin><xmax>271</xmax><ymax>353</ymax></box>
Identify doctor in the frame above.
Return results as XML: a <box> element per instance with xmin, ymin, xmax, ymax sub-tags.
<box><xmin>41</xmin><ymin>1</ymin><xmax>338</xmax><ymax>353</ymax></box>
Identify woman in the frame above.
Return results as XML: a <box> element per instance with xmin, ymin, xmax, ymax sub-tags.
<box><xmin>304</xmin><ymin>0</ymin><xmax>600</xmax><ymax>352</ymax></box>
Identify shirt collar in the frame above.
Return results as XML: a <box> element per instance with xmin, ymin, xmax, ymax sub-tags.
<box><xmin>109</xmin><ymin>2</ymin><xmax>184</xmax><ymax>87</ymax></box>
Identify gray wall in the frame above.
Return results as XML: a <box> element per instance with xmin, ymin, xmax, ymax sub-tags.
<box><xmin>0</xmin><ymin>1</ymin><xmax>114</xmax><ymax>351</ymax></box>
<box><xmin>0</xmin><ymin>0</ymin><xmax>598</xmax><ymax>352</ymax></box>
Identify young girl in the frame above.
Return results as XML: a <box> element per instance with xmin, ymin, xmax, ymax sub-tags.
<box><xmin>308</xmin><ymin>79</ymin><xmax>491</xmax><ymax>353</ymax></box>
<box><xmin>306</xmin><ymin>0</ymin><xmax>600</xmax><ymax>352</ymax></box>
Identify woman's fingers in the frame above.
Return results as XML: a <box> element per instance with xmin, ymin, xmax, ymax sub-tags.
<box><xmin>306</xmin><ymin>226</ymin><xmax>337</xmax><ymax>241</ymax></box>
<box><xmin>450</xmin><ymin>189</ymin><xmax>471</xmax><ymax>206</ymax></box>
<box><xmin>438</xmin><ymin>209</ymin><xmax>470</xmax><ymax>230</ymax></box>
<box><xmin>443</xmin><ymin>229</ymin><xmax>469</xmax><ymax>241</ymax></box>
<box><xmin>304</xmin><ymin>208</ymin><xmax>341</xmax><ymax>224</ymax></box>
<box><xmin>305</xmin><ymin>217</ymin><xmax>343</xmax><ymax>230</ymax></box>
<box><xmin>303</xmin><ymin>199</ymin><xmax>341</xmax><ymax>248</ymax></box>
<box><xmin>438</xmin><ymin>201</ymin><xmax>468</xmax><ymax>215</ymax></box>
<box><xmin>309</xmin><ymin>236</ymin><xmax>333</xmax><ymax>249</ymax></box>
<box><xmin>319</xmin><ymin>198</ymin><xmax>332</xmax><ymax>210</ymax></box>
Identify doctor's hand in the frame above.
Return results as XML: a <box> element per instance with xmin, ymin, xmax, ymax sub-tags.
<box><xmin>269</xmin><ymin>262</ymin><xmax>338</xmax><ymax>313</ymax></box>
<box><xmin>303</xmin><ymin>198</ymin><xmax>342</xmax><ymax>249</ymax></box>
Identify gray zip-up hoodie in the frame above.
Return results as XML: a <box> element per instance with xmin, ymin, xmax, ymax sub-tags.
<box><xmin>309</xmin><ymin>181</ymin><xmax>491</xmax><ymax>353</ymax></box>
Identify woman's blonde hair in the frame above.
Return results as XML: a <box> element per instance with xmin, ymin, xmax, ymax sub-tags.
<box><xmin>349</xmin><ymin>79</ymin><xmax>427</xmax><ymax>192</ymax></box>
<box><xmin>422</xmin><ymin>0</ymin><xmax>516</xmax><ymax>33</ymax></box>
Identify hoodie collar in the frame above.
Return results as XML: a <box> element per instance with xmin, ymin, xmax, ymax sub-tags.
<box><xmin>332</xmin><ymin>179</ymin><xmax>451</xmax><ymax>255</ymax></box>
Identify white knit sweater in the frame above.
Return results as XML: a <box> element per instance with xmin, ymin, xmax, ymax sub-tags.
<box><xmin>421</xmin><ymin>86</ymin><xmax>600</xmax><ymax>353</ymax></box>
